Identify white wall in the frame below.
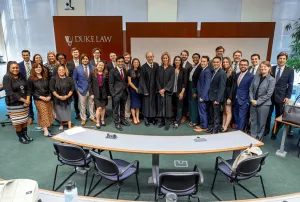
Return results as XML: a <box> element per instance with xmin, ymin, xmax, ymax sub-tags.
<box><xmin>57</xmin><ymin>0</ymin><xmax>86</xmax><ymax>16</ymax></box>
<box><xmin>148</xmin><ymin>0</ymin><xmax>177</xmax><ymax>22</ymax></box>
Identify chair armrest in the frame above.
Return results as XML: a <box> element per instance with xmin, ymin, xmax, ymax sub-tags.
<box><xmin>194</xmin><ymin>165</ymin><xmax>204</xmax><ymax>185</ymax></box>
<box><xmin>216</xmin><ymin>156</ymin><xmax>234</xmax><ymax>172</ymax></box>
<box><xmin>119</xmin><ymin>160</ymin><xmax>139</xmax><ymax>176</ymax></box>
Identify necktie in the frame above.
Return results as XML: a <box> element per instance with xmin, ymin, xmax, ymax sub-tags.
<box><xmin>26</xmin><ymin>62</ymin><xmax>31</xmax><ymax>78</ymax></box>
<box><xmin>150</xmin><ymin>64</ymin><xmax>153</xmax><ymax>68</ymax></box>
<box><xmin>234</xmin><ymin>63</ymin><xmax>238</xmax><ymax>72</ymax></box>
<box><xmin>84</xmin><ymin>66</ymin><xmax>88</xmax><ymax>78</ymax></box>
<box><xmin>251</xmin><ymin>67</ymin><xmax>255</xmax><ymax>74</ymax></box>
<box><xmin>276</xmin><ymin>68</ymin><xmax>281</xmax><ymax>83</ymax></box>
<box><xmin>211</xmin><ymin>70</ymin><xmax>217</xmax><ymax>81</ymax></box>
<box><xmin>120</xmin><ymin>69</ymin><xmax>124</xmax><ymax>80</ymax></box>
<box><xmin>237</xmin><ymin>73</ymin><xmax>243</xmax><ymax>86</ymax></box>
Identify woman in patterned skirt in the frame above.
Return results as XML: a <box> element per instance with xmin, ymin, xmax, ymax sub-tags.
<box><xmin>3</xmin><ymin>61</ymin><xmax>33</xmax><ymax>144</ymax></box>
<box><xmin>28</xmin><ymin>63</ymin><xmax>54</xmax><ymax>137</ymax></box>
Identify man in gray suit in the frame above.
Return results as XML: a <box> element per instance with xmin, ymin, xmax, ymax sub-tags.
<box><xmin>89</xmin><ymin>48</ymin><xmax>107</xmax><ymax>67</ymax></box>
<box><xmin>249</xmin><ymin>61</ymin><xmax>275</xmax><ymax>140</ymax></box>
<box><xmin>208</xmin><ymin>46</ymin><xmax>225</xmax><ymax>71</ymax></box>
<box><xmin>248</xmin><ymin>54</ymin><xmax>260</xmax><ymax>75</ymax></box>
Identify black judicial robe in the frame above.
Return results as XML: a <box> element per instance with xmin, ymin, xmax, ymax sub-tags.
<box><xmin>138</xmin><ymin>62</ymin><xmax>159</xmax><ymax>117</ymax></box>
<box><xmin>156</xmin><ymin>65</ymin><xmax>175</xmax><ymax>118</ymax></box>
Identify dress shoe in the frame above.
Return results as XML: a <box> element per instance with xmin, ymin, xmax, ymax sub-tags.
<box><xmin>81</xmin><ymin>120</ymin><xmax>86</xmax><ymax>126</ymax></box>
<box><xmin>158</xmin><ymin>122</ymin><xmax>165</xmax><ymax>128</ymax></box>
<box><xmin>115</xmin><ymin>124</ymin><xmax>123</xmax><ymax>131</ymax></box>
<box><xmin>96</xmin><ymin>123</ymin><xmax>101</xmax><ymax>129</ymax></box>
<box><xmin>101</xmin><ymin>120</ymin><xmax>106</xmax><ymax>126</ymax></box>
<box><xmin>120</xmin><ymin>120</ymin><xmax>130</xmax><ymax>126</ymax></box>
<box><xmin>28</xmin><ymin>118</ymin><xmax>33</xmax><ymax>125</ymax></box>
<box><xmin>75</xmin><ymin>114</ymin><xmax>80</xmax><ymax>120</ymax></box>
<box><xmin>212</xmin><ymin>130</ymin><xmax>219</xmax><ymax>134</ymax></box>
<box><xmin>90</xmin><ymin>118</ymin><xmax>97</xmax><ymax>123</ymax></box>
<box><xmin>271</xmin><ymin>135</ymin><xmax>277</xmax><ymax>140</ymax></box>
<box><xmin>181</xmin><ymin>116</ymin><xmax>187</xmax><ymax>123</ymax></box>
<box><xmin>164</xmin><ymin>124</ymin><xmax>170</xmax><ymax>131</ymax></box>
<box><xmin>194</xmin><ymin>128</ymin><xmax>207</xmax><ymax>132</ymax></box>
<box><xmin>151</xmin><ymin>119</ymin><xmax>158</xmax><ymax>125</ymax></box>
<box><xmin>145</xmin><ymin>120</ymin><xmax>150</xmax><ymax>127</ymax></box>
<box><xmin>195</xmin><ymin>126</ymin><xmax>201</xmax><ymax>129</ymax></box>
<box><xmin>206</xmin><ymin>128</ymin><xmax>213</xmax><ymax>133</ymax></box>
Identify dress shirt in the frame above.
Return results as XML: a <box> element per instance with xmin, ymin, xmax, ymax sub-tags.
<box><xmin>183</xmin><ymin>60</ymin><xmax>188</xmax><ymax>68</ymax></box>
<box><xmin>211</xmin><ymin>67</ymin><xmax>220</xmax><ymax>81</ymax></box>
<box><xmin>147</xmin><ymin>62</ymin><xmax>153</xmax><ymax>68</ymax></box>
<box><xmin>94</xmin><ymin>58</ymin><xmax>101</xmax><ymax>65</ymax></box>
<box><xmin>233</xmin><ymin>62</ymin><xmax>240</xmax><ymax>73</ymax></box>
<box><xmin>117</xmin><ymin>67</ymin><xmax>123</xmax><ymax>77</ymax></box>
<box><xmin>74</xmin><ymin>59</ymin><xmax>80</xmax><ymax>67</ymax></box>
<box><xmin>189</xmin><ymin>63</ymin><xmax>199</xmax><ymax>82</ymax></box>
<box><xmin>237</xmin><ymin>70</ymin><xmax>248</xmax><ymax>86</ymax></box>
<box><xmin>276</xmin><ymin>65</ymin><xmax>285</xmax><ymax>78</ymax></box>
<box><xmin>251</xmin><ymin>64</ymin><xmax>259</xmax><ymax>75</ymax></box>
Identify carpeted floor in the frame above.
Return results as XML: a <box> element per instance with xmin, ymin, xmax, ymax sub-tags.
<box><xmin>0</xmin><ymin>98</ymin><xmax>300</xmax><ymax>202</ymax></box>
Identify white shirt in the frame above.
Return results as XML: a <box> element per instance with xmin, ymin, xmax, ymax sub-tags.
<box><xmin>183</xmin><ymin>60</ymin><xmax>188</xmax><ymax>68</ymax></box>
<box><xmin>276</xmin><ymin>65</ymin><xmax>285</xmax><ymax>78</ymax></box>
<box><xmin>251</xmin><ymin>64</ymin><xmax>259</xmax><ymax>75</ymax></box>
<box><xmin>94</xmin><ymin>58</ymin><xmax>101</xmax><ymax>65</ymax></box>
<box><xmin>117</xmin><ymin>66</ymin><xmax>124</xmax><ymax>77</ymax></box>
<box><xmin>233</xmin><ymin>62</ymin><xmax>240</xmax><ymax>73</ymax></box>
<box><xmin>189</xmin><ymin>63</ymin><xmax>200</xmax><ymax>82</ymax></box>
<box><xmin>74</xmin><ymin>59</ymin><xmax>79</xmax><ymax>67</ymax></box>
<box><xmin>237</xmin><ymin>70</ymin><xmax>248</xmax><ymax>86</ymax></box>
<box><xmin>147</xmin><ymin>62</ymin><xmax>153</xmax><ymax>67</ymax></box>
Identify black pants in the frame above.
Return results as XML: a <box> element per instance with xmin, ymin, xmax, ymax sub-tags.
<box><xmin>208</xmin><ymin>101</ymin><xmax>221</xmax><ymax>132</ymax></box>
<box><xmin>172</xmin><ymin>94</ymin><xmax>184</xmax><ymax>124</ymax></box>
<box><xmin>28</xmin><ymin>96</ymin><xmax>34</xmax><ymax>119</ymax></box>
<box><xmin>113</xmin><ymin>91</ymin><xmax>128</xmax><ymax>125</ymax></box>
<box><xmin>264</xmin><ymin>101</ymin><xmax>284</xmax><ymax>136</ymax></box>
<box><xmin>73</xmin><ymin>92</ymin><xmax>80</xmax><ymax>115</ymax></box>
<box><xmin>182</xmin><ymin>90</ymin><xmax>189</xmax><ymax>117</ymax></box>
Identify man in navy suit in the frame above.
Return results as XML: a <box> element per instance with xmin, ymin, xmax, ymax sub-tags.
<box><xmin>73</xmin><ymin>54</ymin><xmax>96</xmax><ymax>126</ymax></box>
<box><xmin>194</xmin><ymin>56</ymin><xmax>211</xmax><ymax>132</ymax></box>
<box><xmin>265</xmin><ymin>52</ymin><xmax>294</xmax><ymax>139</ymax></box>
<box><xmin>18</xmin><ymin>50</ymin><xmax>34</xmax><ymax>124</ymax></box>
<box><xmin>234</xmin><ymin>59</ymin><xmax>254</xmax><ymax>131</ymax></box>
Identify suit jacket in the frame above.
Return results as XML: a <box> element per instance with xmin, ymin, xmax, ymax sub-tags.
<box><xmin>109</xmin><ymin>67</ymin><xmax>128</xmax><ymax>100</ymax></box>
<box><xmin>249</xmin><ymin>74</ymin><xmax>275</xmax><ymax>106</ymax></box>
<box><xmin>235</xmin><ymin>71</ymin><xmax>254</xmax><ymax>105</ymax></box>
<box><xmin>88</xmin><ymin>73</ymin><xmax>110</xmax><ymax>99</ymax></box>
<box><xmin>175</xmin><ymin>68</ymin><xmax>187</xmax><ymax>96</ymax></box>
<box><xmin>183</xmin><ymin>61</ymin><xmax>192</xmax><ymax>70</ymax></box>
<box><xmin>105</xmin><ymin>62</ymin><xmax>115</xmax><ymax>72</ymax></box>
<box><xmin>89</xmin><ymin>59</ymin><xmax>107</xmax><ymax>67</ymax></box>
<box><xmin>197</xmin><ymin>66</ymin><xmax>212</xmax><ymax>101</ymax></box>
<box><xmin>188</xmin><ymin>65</ymin><xmax>202</xmax><ymax>89</ymax></box>
<box><xmin>270</xmin><ymin>65</ymin><xmax>294</xmax><ymax>103</ymax></box>
<box><xmin>73</xmin><ymin>64</ymin><xmax>94</xmax><ymax>96</ymax></box>
<box><xmin>18</xmin><ymin>61</ymin><xmax>34</xmax><ymax>77</ymax></box>
<box><xmin>209</xmin><ymin>68</ymin><xmax>226</xmax><ymax>102</ymax></box>
<box><xmin>66</xmin><ymin>60</ymin><xmax>81</xmax><ymax>78</ymax></box>
<box><xmin>248</xmin><ymin>65</ymin><xmax>260</xmax><ymax>76</ymax></box>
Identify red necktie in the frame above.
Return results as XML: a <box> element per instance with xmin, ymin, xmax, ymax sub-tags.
<box><xmin>120</xmin><ymin>69</ymin><xmax>124</xmax><ymax>80</ymax></box>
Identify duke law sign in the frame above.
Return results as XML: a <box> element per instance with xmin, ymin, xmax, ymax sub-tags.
<box><xmin>65</xmin><ymin>36</ymin><xmax>113</xmax><ymax>46</ymax></box>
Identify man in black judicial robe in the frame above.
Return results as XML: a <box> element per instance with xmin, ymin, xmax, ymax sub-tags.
<box><xmin>139</xmin><ymin>52</ymin><xmax>159</xmax><ymax>127</ymax></box>
<box><xmin>156</xmin><ymin>61</ymin><xmax>175</xmax><ymax>131</ymax></box>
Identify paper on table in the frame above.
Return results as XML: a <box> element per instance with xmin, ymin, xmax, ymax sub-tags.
<box><xmin>64</xmin><ymin>127</ymin><xmax>86</xmax><ymax>136</ymax></box>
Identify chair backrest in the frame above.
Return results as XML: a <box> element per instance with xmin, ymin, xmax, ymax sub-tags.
<box><xmin>53</xmin><ymin>142</ymin><xmax>87</xmax><ymax>163</ymax></box>
<box><xmin>158</xmin><ymin>172</ymin><xmax>200</xmax><ymax>195</ymax></box>
<box><xmin>90</xmin><ymin>151</ymin><xmax>119</xmax><ymax>176</ymax></box>
<box><xmin>236</xmin><ymin>152</ymin><xmax>268</xmax><ymax>176</ymax></box>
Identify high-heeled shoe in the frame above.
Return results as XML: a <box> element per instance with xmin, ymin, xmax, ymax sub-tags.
<box><xmin>101</xmin><ymin>120</ymin><xmax>106</xmax><ymax>126</ymax></box>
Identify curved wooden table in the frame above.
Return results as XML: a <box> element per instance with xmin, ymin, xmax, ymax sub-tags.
<box><xmin>52</xmin><ymin>128</ymin><xmax>263</xmax><ymax>185</ymax></box>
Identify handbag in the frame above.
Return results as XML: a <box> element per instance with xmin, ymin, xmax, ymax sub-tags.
<box><xmin>282</xmin><ymin>95</ymin><xmax>300</xmax><ymax>125</ymax></box>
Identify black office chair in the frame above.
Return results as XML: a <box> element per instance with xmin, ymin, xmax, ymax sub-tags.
<box><xmin>87</xmin><ymin>151</ymin><xmax>140</xmax><ymax>200</ymax></box>
<box><xmin>211</xmin><ymin>153</ymin><xmax>268</xmax><ymax>201</ymax></box>
<box><xmin>53</xmin><ymin>142</ymin><xmax>91</xmax><ymax>196</ymax></box>
<box><xmin>155</xmin><ymin>165</ymin><xmax>204</xmax><ymax>202</ymax></box>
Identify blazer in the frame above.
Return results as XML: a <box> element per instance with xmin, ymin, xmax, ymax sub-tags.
<box><xmin>248</xmin><ymin>65</ymin><xmax>260</xmax><ymax>76</ymax></box>
<box><xmin>270</xmin><ymin>65</ymin><xmax>294</xmax><ymax>103</ymax></box>
<box><xmin>105</xmin><ymin>62</ymin><xmax>115</xmax><ymax>72</ymax></box>
<box><xmin>249</xmin><ymin>74</ymin><xmax>275</xmax><ymax>106</ymax></box>
<box><xmin>183</xmin><ymin>61</ymin><xmax>192</xmax><ymax>70</ymax></box>
<box><xmin>73</xmin><ymin>64</ymin><xmax>94</xmax><ymax>96</ymax></box>
<box><xmin>197</xmin><ymin>66</ymin><xmax>212</xmax><ymax>101</ymax></box>
<box><xmin>18</xmin><ymin>61</ymin><xmax>34</xmax><ymax>77</ymax></box>
<box><xmin>235</xmin><ymin>71</ymin><xmax>254</xmax><ymax>105</ymax></box>
<box><xmin>187</xmin><ymin>65</ymin><xmax>202</xmax><ymax>89</ymax></box>
<box><xmin>174</xmin><ymin>68</ymin><xmax>187</xmax><ymax>96</ymax></box>
<box><xmin>109</xmin><ymin>67</ymin><xmax>128</xmax><ymax>100</ymax></box>
<box><xmin>88</xmin><ymin>73</ymin><xmax>110</xmax><ymax>99</ymax></box>
<box><xmin>209</xmin><ymin>68</ymin><xmax>226</xmax><ymax>102</ymax></box>
<box><xmin>89</xmin><ymin>59</ymin><xmax>107</xmax><ymax>67</ymax></box>
<box><xmin>66</xmin><ymin>60</ymin><xmax>81</xmax><ymax>78</ymax></box>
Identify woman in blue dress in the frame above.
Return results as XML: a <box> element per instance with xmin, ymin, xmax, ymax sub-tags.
<box><xmin>128</xmin><ymin>58</ymin><xmax>142</xmax><ymax>125</ymax></box>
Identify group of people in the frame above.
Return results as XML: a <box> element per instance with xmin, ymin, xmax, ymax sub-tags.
<box><xmin>2</xmin><ymin>46</ymin><xmax>294</xmax><ymax>144</ymax></box>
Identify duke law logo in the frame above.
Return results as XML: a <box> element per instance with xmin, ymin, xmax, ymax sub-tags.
<box><xmin>65</xmin><ymin>36</ymin><xmax>73</xmax><ymax>46</ymax></box>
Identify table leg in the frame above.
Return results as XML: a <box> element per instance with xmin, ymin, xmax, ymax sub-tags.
<box><xmin>232</xmin><ymin>150</ymin><xmax>241</xmax><ymax>159</ymax></box>
<box><xmin>148</xmin><ymin>154</ymin><xmax>159</xmax><ymax>186</ymax></box>
<box><xmin>276</xmin><ymin>124</ymin><xmax>288</xmax><ymax>158</ymax></box>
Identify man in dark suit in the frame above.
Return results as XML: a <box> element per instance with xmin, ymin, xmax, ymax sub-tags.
<box><xmin>194</xmin><ymin>55</ymin><xmax>211</xmax><ymax>132</ymax></box>
<box><xmin>209</xmin><ymin>46</ymin><xmax>225</xmax><ymax>71</ymax></box>
<box><xmin>234</xmin><ymin>59</ymin><xmax>254</xmax><ymax>131</ymax></box>
<box><xmin>207</xmin><ymin>57</ymin><xmax>226</xmax><ymax>134</ymax></box>
<box><xmin>180</xmin><ymin>50</ymin><xmax>192</xmax><ymax>123</ymax></box>
<box><xmin>105</xmin><ymin>52</ymin><xmax>117</xmax><ymax>72</ymax></box>
<box><xmin>109</xmin><ymin>56</ymin><xmax>130</xmax><ymax>131</ymax></box>
<box><xmin>73</xmin><ymin>54</ymin><xmax>96</xmax><ymax>126</ymax></box>
<box><xmin>89</xmin><ymin>48</ymin><xmax>107</xmax><ymax>67</ymax></box>
<box><xmin>248</xmin><ymin>54</ymin><xmax>260</xmax><ymax>75</ymax></box>
<box><xmin>66</xmin><ymin>47</ymin><xmax>81</xmax><ymax>119</ymax></box>
<box><xmin>265</xmin><ymin>52</ymin><xmax>294</xmax><ymax>139</ymax></box>
<box><xmin>18</xmin><ymin>50</ymin><xmax>34</xmax><ymax>124</ymax></box>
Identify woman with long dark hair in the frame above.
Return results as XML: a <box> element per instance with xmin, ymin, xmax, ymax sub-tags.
<box><xmin>172</xmin><ymin>56</ymin><xmax>187</xmax><ymax>129</ymax></box>
<box><xmin>28</xmin><ymin>63</ymin><xmax>54</xmax><ymax>137</ymax></box>
<box><xmin>33</xmin><ymin>54</ymin><xmax>43</xmax><ymax>66</ymax></box>
<box><xmin>3</xmin><ymin>61</ymin><xmax>33</xmax><ymax>144</ymax></box>
<box><xmin>89</xmin><ymin>61</ymin><xmax>110</xmax><ymax>129</ymax></box>
<box><xmin>128</xmin><ymin>58</ymin><xmax>142</xmax><ymax>125</ymax></box>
